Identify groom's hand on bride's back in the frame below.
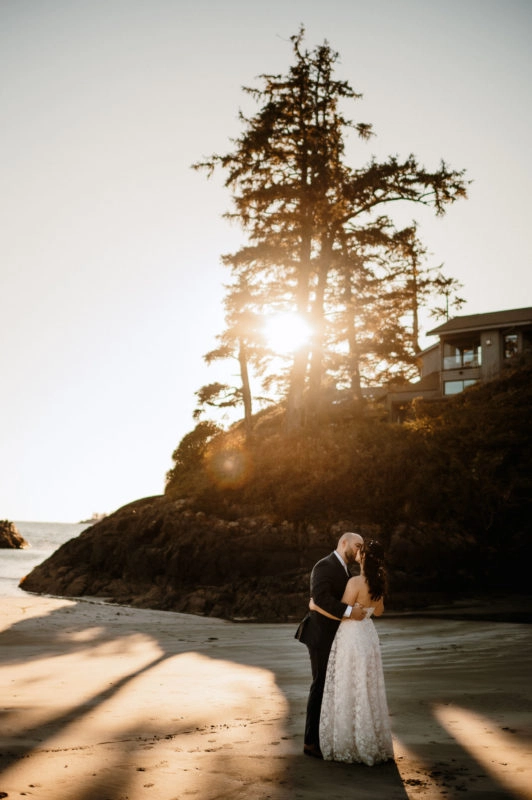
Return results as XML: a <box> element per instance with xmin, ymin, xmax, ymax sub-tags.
<box><xmin>349</xmin><ymin>604</ymin><xmax>366</xmax><ymax>621</ymax></box>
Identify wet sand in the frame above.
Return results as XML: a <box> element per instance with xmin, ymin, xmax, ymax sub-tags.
<box><xmin>0</xmin><ymin>596</ymin><xmax>531</xmax><ymax>800</ymax></box>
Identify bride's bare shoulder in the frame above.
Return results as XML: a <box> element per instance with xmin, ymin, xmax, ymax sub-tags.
<box><xmin>343</xmin><ymin>575</ymin><xmax>364</xmax><ymax>605</ymax></box>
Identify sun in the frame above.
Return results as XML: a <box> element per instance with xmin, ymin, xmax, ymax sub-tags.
<box><xmin>263</xmin><ymin>312</ymin><xmax>313</xmax><ymax>355</ymax></box>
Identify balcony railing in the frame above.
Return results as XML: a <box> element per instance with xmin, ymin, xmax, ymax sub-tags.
<box><xmin>443</xmin><ymin>355</ymin><xmax>481</xmax><ymax>370</ymax></box>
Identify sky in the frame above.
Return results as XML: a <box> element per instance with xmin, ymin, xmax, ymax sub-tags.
<box><xmin>1</xmin><ymin>0</ymin><xmax>531</xmax><ymax>522</ymax></box>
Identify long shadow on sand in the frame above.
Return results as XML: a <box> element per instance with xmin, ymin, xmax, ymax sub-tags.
<box><xmin>1</xmin><ymin>599</ymin><xmax>530</xmax><ymax>799</ymax></box>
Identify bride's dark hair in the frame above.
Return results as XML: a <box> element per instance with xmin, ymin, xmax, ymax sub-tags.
<box><xmin>363</xmin><ymin>539</ymin><xmax>387</xmax><ymax>601</ymax></box>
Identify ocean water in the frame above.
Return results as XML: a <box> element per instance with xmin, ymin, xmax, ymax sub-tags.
<box><xmin>0</xmin><ymin>521</ymin><xmax>92</xmax><ymax>596</ymax></box>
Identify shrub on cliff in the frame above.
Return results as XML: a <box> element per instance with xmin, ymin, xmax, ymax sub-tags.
<box><xmin>166</xmin><ymin>364</ymin><xmax>532</xmax><ymax>591</ymax></box>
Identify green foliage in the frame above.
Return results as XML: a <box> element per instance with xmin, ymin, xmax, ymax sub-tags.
<box><xmin>404</xmin><ymin>365</ymin><xmax>532</xmax><ymax>565</ymax></box>
<box><xmin>165</xmin><ymin>421</ymin><xmax>223</xmax><ymax>498</ymax></box>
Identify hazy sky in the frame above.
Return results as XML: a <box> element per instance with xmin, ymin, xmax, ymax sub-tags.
<box><xmin>1</xmin><ymin>0</ymin><xmax>531</xmax><ymax>522</ymax></box>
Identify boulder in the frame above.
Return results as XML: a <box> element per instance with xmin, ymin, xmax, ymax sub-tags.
<box><xmin>0</xmin><ymin>520</ymin><xmax>29</xmax><ymax>549</ymax></box>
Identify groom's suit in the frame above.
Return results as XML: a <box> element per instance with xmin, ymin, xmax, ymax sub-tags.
<box><xmin>295</xmin><ymin>551</ymin><xmax>352</xmax><ymax>751</ymax></box>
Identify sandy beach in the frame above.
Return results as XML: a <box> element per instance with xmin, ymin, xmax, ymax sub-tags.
<box><xmin>1</xmin><ymin>596</ymin><xmax>531</xmax><ymax>800</ymax></box>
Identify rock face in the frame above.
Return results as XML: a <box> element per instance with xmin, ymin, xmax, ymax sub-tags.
<box><xmin>20</xmin><ymin>496</ymin><xmax>343</xmax><ymax>622</ymax></box>
<box><xmin>0</xmin><ymin>520</ymin><xmax>29</xmax><ymax>549</ymax></box>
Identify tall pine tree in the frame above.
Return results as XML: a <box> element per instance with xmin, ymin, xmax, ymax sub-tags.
<box><xmin>194</xmin><ymin>28</ymin><xmax>468</xmax><ymax>430</ymax></box>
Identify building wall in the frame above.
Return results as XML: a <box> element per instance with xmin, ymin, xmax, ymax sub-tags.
<box><xmin>420</xmin><ymin>345</ymin><xmax>440</xmax><ymax>378</ymax></box>
<box><xmin>480</xmin><ymin>330</ymin><xmax>502</xmax><ymax>381</ymax></box>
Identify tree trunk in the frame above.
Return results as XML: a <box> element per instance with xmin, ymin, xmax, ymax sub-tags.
<box><xmin>348</xmin><ymin>329</ymin><xmax>363</xmax><ymax>400</ymax></box>
<box><xmin>307</xmin><ymin>238</ymin><xmax>332</xmax><ymax>419</ymax></box>
<box><xmin>285</xmin><ymin>213</ymin><xmax>313</xmax><ymax>431</ymax></box>
<box><xmin>238</xmin><ymin>339</ymin><xmax>253</xmax><ymax>440</ymax></box>
<box><xmin>410</xmin><ymin>257</ymin><xmax>421</xmax><ymax>356</ymax></box>
<box><xmin>343</xmin><ymin>272</ymin><xmax>363</xmax><ymax>401</ymax></box>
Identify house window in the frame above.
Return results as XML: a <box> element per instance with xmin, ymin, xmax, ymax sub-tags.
<box><xmin>504</xmin><ymin>333</ymin><xmax>518</xmax><ymax>359</ymax></box>
<box><xmin>444</xmin><ymin>379</ymin><xmax>478</xmax><ymax>396</ymax></box>
<box><xmin>443</xmin><ymin>341</ymin><xmax>482</xmax><ymax>370</ymax></box>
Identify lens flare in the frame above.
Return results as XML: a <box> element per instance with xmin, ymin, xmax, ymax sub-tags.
<box><xmin>206</xmin><ymin>446</ymin><xmax>252</xmax><ymax>489</ymax></box>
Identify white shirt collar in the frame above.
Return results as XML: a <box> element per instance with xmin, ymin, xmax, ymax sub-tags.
<box><xmin>334</xmin><ymin>550</ymin><xmax>349</xmax><ymax>575</ymax></box>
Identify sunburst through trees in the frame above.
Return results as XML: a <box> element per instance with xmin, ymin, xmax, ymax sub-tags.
<box><xmin>193</xmin><ymin>27</ymin><xmax>468</xmax><ymax>434</ymax></box>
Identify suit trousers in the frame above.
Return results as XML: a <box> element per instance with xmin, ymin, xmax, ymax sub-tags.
<box><xmin>304</xmin><ymin>643</ymin><xmax>332</xmax><ymax>748</ymax></box>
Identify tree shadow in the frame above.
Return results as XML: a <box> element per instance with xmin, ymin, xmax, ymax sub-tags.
<box><xmin>0</xmin><ymin>652</ymin><xmax>169</xmax><ymax>767</ymax></box>
<box><xmin>380</xmin><ymin>617</ymin><xmax>532</xmax><ymax>799</ymax></box>
<box><xmin>1</xmin><ymin>601</ymin><xmax>529</xmax><ymax>799</ymax></box>
<box><xmin>0</xmin><ymin>599</ymin><xmax>292</xmax><ymax>799</ymax></box>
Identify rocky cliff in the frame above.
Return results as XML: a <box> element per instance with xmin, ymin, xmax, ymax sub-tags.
<box><xmin>20</xmin><ymin>495</ymin><xmax>345</xmax><ymax>622</ymax></box>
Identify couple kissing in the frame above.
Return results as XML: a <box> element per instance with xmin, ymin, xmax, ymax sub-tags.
<box><xmin>295</xmin><ymin>531</ymin><xmax>394</xmax><ymax>765</ymax></box>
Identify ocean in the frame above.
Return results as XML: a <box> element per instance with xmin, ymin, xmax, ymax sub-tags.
<box><xmin>0</xmin><ymin>521</ymin><xmax>92</xmax><ymax>597</ymax></box>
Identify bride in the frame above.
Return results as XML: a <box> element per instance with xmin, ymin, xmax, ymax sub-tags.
<box><xmin>310</xmin><ymin>539</ymin><xmax>394</xmax><ymax>765</ymax></box>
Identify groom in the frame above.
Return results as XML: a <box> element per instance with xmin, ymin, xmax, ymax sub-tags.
<box><xmin>295</xmin><ymin>531</ymin><xmax>365</xmax><ymax>758</ymax></box>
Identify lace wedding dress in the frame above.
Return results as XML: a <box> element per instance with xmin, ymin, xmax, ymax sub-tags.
<box><xmin>319</xmin><ymin>610</ymin><xmax>394</xmax><ymax>765</ymax></box>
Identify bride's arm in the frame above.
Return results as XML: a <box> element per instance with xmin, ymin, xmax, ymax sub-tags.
<box><xmin>371</xmin><ymin>597</ymin><xmax>385</xmax><ymax>616</ymax></box>
<box><xmin>309</xmin><ymin>578</ymin><xmax>369</xmax><ymax>621</ymax></box>
<box><xmin>309</xmin><ymin>597</ymin><xmax>366</xmax><ymax>621</ymax></box>
<box><xmin>309</xmin><ymin>597</ymin><xmax>341</xmax><ymax>620</ymax></box>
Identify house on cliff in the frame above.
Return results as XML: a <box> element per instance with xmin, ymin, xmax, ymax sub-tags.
<box><xmin>385</xmin><ymin>306</ymin><xmax>532</xmax><ymax>420</ymax></box>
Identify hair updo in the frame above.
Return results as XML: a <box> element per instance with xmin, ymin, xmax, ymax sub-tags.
<box><xmin>363</xmin><ymin>539</ymin><xmax>387</xmax><ymax>601</ymax></box>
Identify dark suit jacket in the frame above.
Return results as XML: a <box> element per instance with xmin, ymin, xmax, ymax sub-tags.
<box><xmin>295</xmin><ymin>552</ymin><xmax>350</xmax><ymax>651</ymax></box>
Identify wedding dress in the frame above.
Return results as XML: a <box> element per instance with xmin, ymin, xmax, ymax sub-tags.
<box><xmin>319</xmin><ymin>609</ymin><xmax>394</xmax><ymax>765</ymax></box>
